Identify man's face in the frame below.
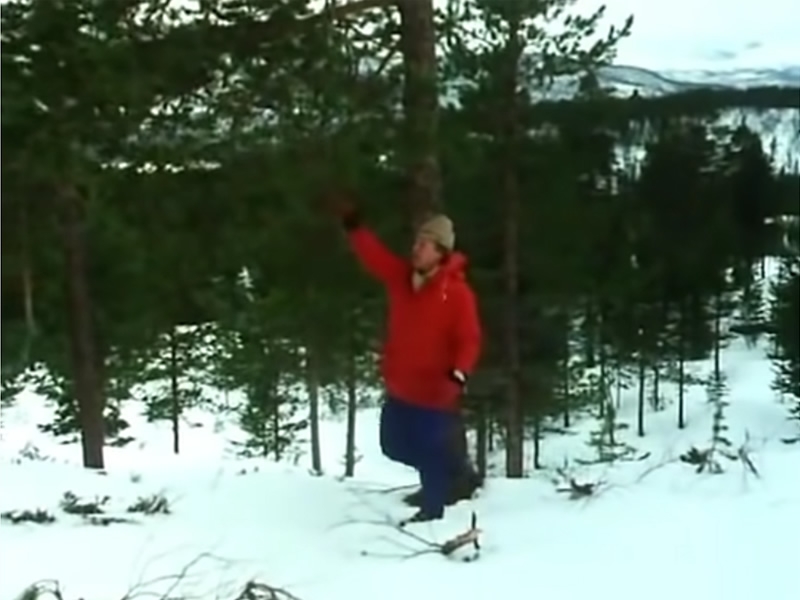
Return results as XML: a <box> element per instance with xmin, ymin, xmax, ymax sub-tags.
<box><xmin>411</xmin><ymin>235</ymin><xmax>443</xmax><ymax>272</ymax></box>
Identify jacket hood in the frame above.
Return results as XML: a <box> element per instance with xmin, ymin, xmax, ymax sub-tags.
<box><xmin>441</xmin><ymin>251</ymin><xmax>468</xmax><ymax>277</ymax></box>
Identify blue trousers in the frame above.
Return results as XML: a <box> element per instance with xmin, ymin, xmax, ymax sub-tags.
<box><xmin>380</xmin><ymin>396</ymin><xmax>461</xmax><ymax>519</ymax></box>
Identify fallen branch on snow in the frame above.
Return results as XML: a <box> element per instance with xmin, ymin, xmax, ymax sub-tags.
<box><xmin>552</xmin><ymin>464</ymin><xmax>607</xmax><ymax>500</ymax></box>
<box><xmin>555</xmin><ymin>478</ymin><xmax>603</xmax><ymax>500</ymax></box>
<box><xmin>550</xmin><ymin>453</ymin><xmax>682</xmax><ymax>502</ymax></box>
<box><xmin>231</xmin><ymin>580</ymin><xmax>303</xmax><ymax>600</ymax></box>
<box><xmin>15</xmin><ymin>554</ymin><xmax>304</xmax><ymax>600</ymax></box>
<box><xmin>14</xmin><ymin>579</ymin><xmax>65</xmax><ymax>600</ymax></box>
<box><xmin>331</xmin><ymin>511</ymin><xmax>481</xmax><ymax>561</ymax></box>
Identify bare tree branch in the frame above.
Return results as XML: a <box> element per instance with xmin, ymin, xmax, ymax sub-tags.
<box><xmin>16</xmin><ymin>554</ymin><xmax>304</xmax><ymax>600</ymax></box>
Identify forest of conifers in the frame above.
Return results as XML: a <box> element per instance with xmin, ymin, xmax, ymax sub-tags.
<box><xmin>2</xmin><ymin>0</ymin><xmax>798</xmax><ymax>477</ymax></box>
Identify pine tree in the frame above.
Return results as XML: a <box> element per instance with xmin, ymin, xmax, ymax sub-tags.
<box><xmin>445</xmin><ymin>0</ymin><xmax>632</xmax><ymax>475</ymax></box>
<box><xmin>770</xmin><ymin>251</ymin><xmax>800</xmax><ymax>420</ymax></box>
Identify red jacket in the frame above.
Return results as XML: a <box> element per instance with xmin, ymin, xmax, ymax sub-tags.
<box><xmin>348</xmin><ymin>226</ymin><xmax>482</xmax><ymax>411</ymax></box>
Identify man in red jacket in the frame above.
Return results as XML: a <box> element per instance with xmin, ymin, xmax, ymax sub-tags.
<box><xmin>337</xmin><ymin>201</ymin><xmax>483</xmax><ymax>522</ymax></box>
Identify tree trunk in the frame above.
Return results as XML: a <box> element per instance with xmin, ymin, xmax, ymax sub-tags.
<box><xmin>637</xmin><ymin>341</ymin><xmax>646</xmax><ymax>437</ymax></box>
<box><xmin>607</xmin><ymin>400</ymin><xmax>617</xmax><ymax>446</ymax></box>
<box><xmin>476</xmin><ymin>400</ymin><xmax>488</xmax><ymax>479</ymax></box>
<box><xmin>562</xmin><ymin>312</ymin><xmax>571</xmax><ymax>428</ymax></box>
<box><xmin>344</xmin><ymin>328</ymin><xmax>358</xmax><ymax>477</ymax></box>
<box><xmin>503</xmin><ymin>165</ymin><xmax>524</xmax><ymax>477</ymax></box>
<box><xmin>57</xmin><ymin>184</ymin><xmax>105</xmax><ymax>470</ymax></box>
<box><xmin>583</xmin><ymin>298</ymin><xmax>597</xmax><ymax>368</ymax></box>
<box><xmin>651</xmin><ymin>363</ymin><xmax>661</xmax><ymax>411</ymax></box>
<box><xmin>713</xmin><ymin>290</ymin><xmax>722</xmax><ymax>381</ymax></box>
<box><xmin>397</xmin><ymin>0</ymin><xmax>475</xmax><ymax>476</ymax></box>
<box><xmin>397</xmin><ymin>0</ymin><xmax>478</xmax><ymax>482</ymax></box>
<box><xmin>262</xmin><ymin>400</ymin><xmax>270</xmax><ymax>459</ymax></box>
<box><xmin>531</xmin><ymin>402</ymin><xmax>541</xmax><ymax>470</ymax></box>
<box><xmin>169</xmin><ymin>326</ymin><xmax>180</xmax><ymax>455</ymax></box>
<box><xmin>562</xmin><ymin>360</ymin><xmax>571</xmax><ymax>429</ymax></box>
<box><xmin>21</xmin><ymin>199</ymin><xmax>37</xmax><ymax>341</ymax></box>
<box><xmin>272</xmin><ymin>397</ymin><xmax>281</xmax><ymax>462</ymax></box>
<box><xmin>500</xmin><ymin>17</ymin><xmax>524</xmax><ymax>479</ymax></box>
<box><xmin>306</xmin><ymin>340</ymin><xmax>323</xmax><ymax>475</ymax></box>
<box><xmin>397</xmin><ymin>0</ymin><xmax>440</xmax><ymax>221</ymax></box>
<box><xmin>598</xmin><ymin>315</ymin><xmax>608</xmax><ymax>418</ymax></box>
<box><xmin>678</xmin><ymin>304</ymin><xmax>686</xmax><ymax>429</ymax></box>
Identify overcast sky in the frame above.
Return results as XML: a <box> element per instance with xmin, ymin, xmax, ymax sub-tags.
<box><xmin>569</xmin><ymin>0</ymin><xmax>798</xmax><ymax>71</ymax></box>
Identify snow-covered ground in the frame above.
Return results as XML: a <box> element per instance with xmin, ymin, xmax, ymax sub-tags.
<box><xmin>1</xmin><ymin>332</ymin><xmax>799</xmax><ymax>600</ymax></box>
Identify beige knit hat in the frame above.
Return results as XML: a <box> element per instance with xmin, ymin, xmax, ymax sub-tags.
<box><xmin>416</xmin><ymin>214</ymin><xmax>455</xmax><ymax>251</ymax></box>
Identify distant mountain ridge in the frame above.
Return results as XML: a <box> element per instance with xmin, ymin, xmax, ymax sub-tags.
<box><xmin>587</xmin><ymin>64</ymin><xmax>800</xmax><ymax>170</ymax></box>
<box><xmin>599</xmin><ymin>64</ymin><xmax>800</xmax><ymax>95</ymax></box>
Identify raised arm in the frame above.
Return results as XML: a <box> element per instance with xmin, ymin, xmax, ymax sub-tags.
<box><xmin>344</xmin><ymin>222</ymin><xmax>407</xmax><ymax>287</ymax></box>
<box><xmin>327</xmin><ymin>188</ymin><xmax>408</xmax><ymax>286</ymax></box>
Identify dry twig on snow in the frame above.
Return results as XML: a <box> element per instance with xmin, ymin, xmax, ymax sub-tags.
<box><xmin>16</xmin><ymin>566</ymin><xmax>304</xmax><ymax>600</ymax></box>
<box><xmin>331</xmin><ymin>511</ymin><xmax>481</xmax><ymax>561</ymax></box>
<box><xmin>14</xmin><ymin>579</ymin><xmax>66</xmax><ymax>600</ymax></box>
<box><xmin>232</xmin><ymin>580</ymin><xmax>303</xmax><ymax>600</ymax></box>
<box><xmin>333</xmin><ymin>487</ymin><xmax>481</xmax><ymax>561</ymax></box>
<box><xmin>120</xmin><ymin>552</ymin><xmax>234</xmax><ymax>600</ymax></box>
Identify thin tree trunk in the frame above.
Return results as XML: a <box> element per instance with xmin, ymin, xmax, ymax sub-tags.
<box><xmin>637</xmin><ymin>342</ymin><xmax>646</xmax><ymax>437</ymax></box>
<box><xmin>562</xmin><ymin>358</ymin><xmax>571</xmax><ymax>429</ymax></box>
<box><xmin>501</xmin><ymin>16</ymin><xmax>524</xmax><ymax>479</ymax></box>
<box><xmin>344</xmin><ymin>327</ymin><xmax>358</xmax><ymax>477</ymax></box>
<box><xmin>678</xmin><ymin>351</ymin><xmax>686</xmax><ymax>429</ymax></box>
<box><xmin>21</xmin><ymin>200</ymin><xmax>36</xmax><ymax>339</ymax></box>
<box><xmin>584</xmin><ymin>298</ymin><xmax>597</xmax><ymax>368</ymax></box>
<box><xmin>713</xmin><ymin>290</ymin><xmax>722</xmax><ymax>381</ymax></box>
<box><xmin>476</xmin><ymin>400</ymin><xmax>487</xmax><ymax>479</ymax></box>
<box><xmin>272</xmin><ymin>398</ymin><xmax>281</xmax><ymax>462</ymax></box>
<box><xmin>57</xmin><ymin>184</ymin><xmax>105</xmax><ymax>470</ymax></box>
<box><xmin>678</xmin><ymin>305</ymin><xmax>686</xmax><ymax>429</ymax></box>
<box><xmin>306</xmin><ymin>340</ymin><xmax>322</xmax><ymax>475</ymax></box>
<box><xmin>562</xmin><ymin>312</ymin><xmax>571</xmax><ymax>429</ymax></box>
<box><xmin>532</xmin><ymin>402</ymin><xmax>541</xmax><ymax>470</ymax></box>
<box><xmin>503</xmin><ymin>165</ymin><xmax>524</xmax><ymax>477</ymax></box>
<box><xmin>169</xmin><ymin>326</ymin><xmax>180</xmax><ymax>454</ymax></box>
<box><xmin>598</xmin><ymin>319</ymin><xmax>608</xmax><ymax>419</ymax></box>
<box><xmin>607</xmin><ymin>400</ymin><xmax>617</xmax><ymax>446</ymax></box>
<box><xmin>262</xmin><ymin>399</ymin><xmax>270</xmax><ymax>459</ymax></box>
<box><xmin>651</xmin><ymin>363</ymin><xmax>661</xmax><ymax>411</ymax></box>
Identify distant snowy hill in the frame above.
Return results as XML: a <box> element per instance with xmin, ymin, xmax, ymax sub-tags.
<box><xmin>442</xmin><ymin>63</ymin><xmax>799</xmax><ymax>169</ymax></box>
<box><xmin>601</xmin><ymin>65</ymin><xmax>800</xmax><ymax>93</ymax></box>
<box><xmin>599</xmin><ymin>65</ymin><xmax>800</xmax><ymax>170</ymax></box>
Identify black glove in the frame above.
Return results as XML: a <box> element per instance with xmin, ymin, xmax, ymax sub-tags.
<box><xmin>322</xmin><ymin>188</ymin><xmax>361</xmax><ymax>230</ymax></box>
<box><xmin>448</xmin><ymin>369</ymin><xmax>467</xmax><ymax>387</ymax></box>
<box><xmin>341</xmin><ymin>207</ymin><xmax>361</xmax><ymax>230</ymax></box>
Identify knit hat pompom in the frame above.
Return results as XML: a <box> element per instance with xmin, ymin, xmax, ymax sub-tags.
<box><xmin>416</xmin><ymin>214</ymin><xmax>455</xmax><ymax>251</ymax></box>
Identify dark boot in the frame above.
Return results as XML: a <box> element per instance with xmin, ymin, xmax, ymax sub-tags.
<box><xmin>404</xmin><ymin>467</ymin><xmax>483</xmax><ymax>507</ymax></box>
<box><xmin>400</xmin><ymin>508</ymin><xmax>442</xmax><ymax>526</ymax></box>
<box><xmin>446</xmin><ymin>466</ymin><xmax>483</xmax><ymax>505</ymax></box>
<box><xmin>402</xmin><ymin>488</ymin><xmax>424</xmax><ymax>507</ymax></box>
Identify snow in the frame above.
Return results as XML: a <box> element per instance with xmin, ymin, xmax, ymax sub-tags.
<box><xmin>2</xmin><ymin>328</ymin><xmax>799</xmax><ymax>600</ymax></box>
